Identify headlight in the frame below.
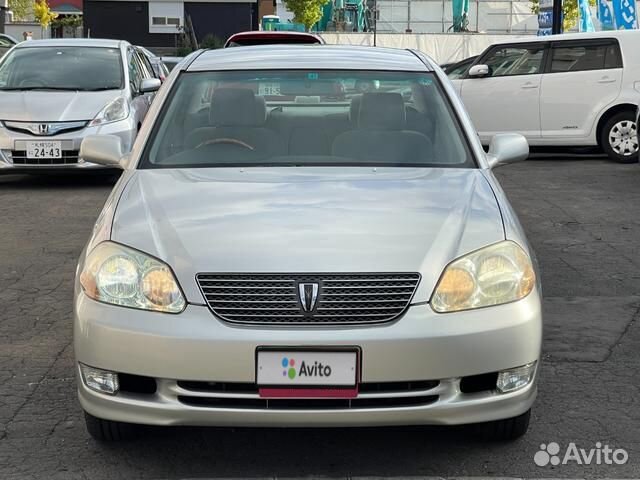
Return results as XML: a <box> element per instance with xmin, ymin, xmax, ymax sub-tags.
<box><xmin>431</xmin><ymin>241</ymin><xmax>535</xmax><ymax>313</ymax></box>
<box><xmin>89</xmin><ymin>97</ymin><xmax>130</xmax><ymax>126</ymax></box>
<box><xmin>79</xmin><ymin>242</ymin><xmax>185</xmax><ymax>313</ymax></box>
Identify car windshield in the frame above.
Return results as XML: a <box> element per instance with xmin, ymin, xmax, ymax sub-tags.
<box><xmin>0</xmin><ymin>46</ymin><xmax>123</xmax><ymax>91</ymax></box>
<box><xmin>143</xmin><ymin>70</ymin><xmax>473</xmax><ymax>169</ymax></box>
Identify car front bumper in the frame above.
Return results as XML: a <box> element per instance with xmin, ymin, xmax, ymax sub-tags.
<box><xmin>0</xmin><ymin>118</ymin><xmax>135</xmax><ymax>173</ymax></box>
<box><xmin>74</xmin><ymin>288</ymin><xmax>542</xmax><ymax>427</ymax></box>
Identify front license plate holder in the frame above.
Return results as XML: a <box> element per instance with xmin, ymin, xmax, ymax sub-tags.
<box><xmin>256</xmin><ymin>347</ymin><xmax>360</xmax><ymax>398</ymax></box>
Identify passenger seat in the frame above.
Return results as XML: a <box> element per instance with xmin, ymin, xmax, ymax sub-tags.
<box><xmin>332</xmin><ymin>92</ymin><xmax>433</xmax><ymax>163</ymax></box>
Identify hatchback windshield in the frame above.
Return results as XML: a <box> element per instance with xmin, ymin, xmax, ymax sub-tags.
<box><xmin>144</xmin><ymin>70</ymin><xmax>473</xmax><ymax>168</ymax></box>
<box><xmin>0</xmin><ymin>47</ymin><xmax>123</xmax><ymax>91</ymax></box>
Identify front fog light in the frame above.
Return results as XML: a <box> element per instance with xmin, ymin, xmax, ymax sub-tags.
<box><xmin>496</xmin><ymin>362</ymin><xmax>536</xmax><ymax>393</ymax></box>
<box><xmin>80</xmin><ymin>364</ymin><xmax>119</xmax><ymax>395</ymax></box>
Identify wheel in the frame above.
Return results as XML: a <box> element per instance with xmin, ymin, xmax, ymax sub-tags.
<box><xmin>600</xmin><ymin>111</ymin><xmax>639</xmax><ymax>163</ymax></box>
<box><xmin>84</xmin><ymin>411</ymin><xmax>138</xmax><ymax>441</ymax></box>
<box><xmin>476</xmin><ymin>409</ymin><xmax>531</xmax><ymax>441</ymax></box>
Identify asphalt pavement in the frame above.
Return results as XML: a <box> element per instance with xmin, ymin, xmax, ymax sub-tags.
<box><xmin>0</xmin><ymin>156</ymin><xmax>639</xmax><ymax>479</ymax></box>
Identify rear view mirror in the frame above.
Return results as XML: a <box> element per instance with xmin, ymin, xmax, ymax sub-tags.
<box><xmin>468</xmin><ymin>64</ymin><xmax>490</xmax><ymax>78</ymax></box>
<box><xmin>80</xmin><ymin>135</ymin><xmax>124</xmax><ymax>168</ymax></box>
<box><xmin>487</xmin><ymin>133</ymin><xmax>529</xmax><ymax>169</ymax></box>
<box><xmin>140</xmin><ymin>78</ymin><xmax>161</xmax><ymax>94</ymax></box>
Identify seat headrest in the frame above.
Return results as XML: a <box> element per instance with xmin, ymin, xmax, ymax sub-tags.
<box><xmin>210</xmin><ymin>88</ymin><xmax>267</xmax><ymax>127</ymax></box>
<box><xmin>358</xmin><ymin>92</ymin><xmax>406</xmax><ymax>130</ymax></box>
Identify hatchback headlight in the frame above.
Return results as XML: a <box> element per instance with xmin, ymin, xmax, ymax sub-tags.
<box><xmin>80</xmin><ymin>242</ymin><xmax>185</xmax><ymax>313</ymax></box>
<box><xmin>431</xmin><ymin>241</ymin><xmax>535</xmax><ymax>313</ymax></box>
<box><xmin>89</xmin><ymin>97</ymin><xmax>130</xmax><ymax>126</ymax></box>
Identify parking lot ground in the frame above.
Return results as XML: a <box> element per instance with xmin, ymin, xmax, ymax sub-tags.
<box><xmin>0</xmin><ymin>157</ymin><xmax>639</xmax><ymax>480</ymax></box>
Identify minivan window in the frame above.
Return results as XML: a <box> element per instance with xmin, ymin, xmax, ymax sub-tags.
<box><xmin>0</xmin><ymin>46</ymin><xmax>123</xmax><ymax>91</ymax></box>
<box><xmin>142</xmin><ymin>70</ymin><xmax>473</xmax><ymax>169</ymax></box>
<box><xmin>550</xmin><ymin>42</ymin><xmax>623</xmax><ymax>73</ymax></box>
<box><xmin>481</xmin><ymin>46</ymin><xmax>544</xmax><ymax>77</ymax></box>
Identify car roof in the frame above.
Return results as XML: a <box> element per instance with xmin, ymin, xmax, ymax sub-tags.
<box><xmin>188</xmin><ymin>45</ymin><xmax>431</xmax><ymax>72</ymax></box>
<box><xmin>225</xmin><ymin>31</ymin><xmax>323</xmax><ymax>46</ymax></box>
<box><xmin>0</xmin><ymin>33</ymin><xmax>18</xmax><ymax>44</ymax></box>
<box><xmin>14</xmin><ymin>38</ymin><xmax>126</xmax><ymax>49</ymax></box>
<box><xmin>228</xmin><ymin>31</ymin><xmax>322</xmax><ymax>41</ymax></box>
<box><xmin>491</xmin><ymin>29</ymin><xmax>640</xmax><ymax>46</ymax></box>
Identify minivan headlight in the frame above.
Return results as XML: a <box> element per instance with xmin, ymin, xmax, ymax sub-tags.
<box><xmin>431</xmin><ymin>241</ymin><xmax>535</xmax><ymax>313</ymax></box>
<box><xmin>89</xmin><ymin>97</ymin><xmax>130</xmax><ymax>126</ymax></box>
<box><xmin>80</xmin><ymin>242</ymin><xmax>185</xmax><ymax>313</ymax></box>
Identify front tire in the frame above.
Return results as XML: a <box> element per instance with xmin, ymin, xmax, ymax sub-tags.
<box><xmin>84</xmin><ymin>411</ymin><xmax>139</xmax><ymax>441</ymax></box>
<box><xmin>476</xmin><ymin>409</ymin><xmax>531</xmax><ymax>441</ymax></box>
<box><xmin>601</xmin><ymin>111</ymin><xmax>639</xmax><ymax>163</ymax></box>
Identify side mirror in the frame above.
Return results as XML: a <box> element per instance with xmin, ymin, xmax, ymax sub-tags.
<box><xmin>140</xmin><ymin>78</ymin><xmax>161</xmax><ymax>94</ymax></box>
<box><xmin>80</xmin><ymin>135</ymin><xmax>124</xmax><ymax>168</ymax></box>
<box><xmin>487</xmin><ymin>133</ymin><xmax>529</xmax><ymax>169</ymax></box>
<box><xmin>468</xmin><ymin>64</ymin><xmax>490</xmax><ymax>78</ymax></box>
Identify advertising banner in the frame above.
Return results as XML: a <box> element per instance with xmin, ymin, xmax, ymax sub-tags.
<box><xmin>579</xmin><ymin>0</ymin><xmax>596</xmax><ymax>30</ymax></box>
<box><xmin>598</xmin><ymin>0</ymin><xmax>616</xmax><ymax>29</ymax></box>
<box><xmin>538</xmin><ymin>0</ymin><xmax>554</xmax><ymax>35</ymax></box>
<box><xmin>611</xmin><ymin>0</ymin><xmax>638</xmax><ymax>29</ymax></box>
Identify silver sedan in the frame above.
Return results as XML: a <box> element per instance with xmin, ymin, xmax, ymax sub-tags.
<box><xmin>75</xmin><ymin>45</ymin><xmax>542</xmax><ymax>442</ymax></box>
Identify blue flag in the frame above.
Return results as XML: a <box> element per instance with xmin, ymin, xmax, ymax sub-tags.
<box><xmin>598</xmin><ymin>0</ymin><xmax>615</xmax><ymax>29</ymax></box>
<box><xmin>579</xmin><ymin>0</ymin><xmax>596</xmax><ymax>30</ymax></box>
<box><xmin>612</xmin><ymin>0</ymin><xmax>638</xmax><ymax>29</ymax></box>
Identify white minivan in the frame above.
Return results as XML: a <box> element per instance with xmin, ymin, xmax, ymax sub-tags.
<box><xmin>451</xmin><ymin>30</ymin><xmax>640</xmax><ymax>163</ymax></box>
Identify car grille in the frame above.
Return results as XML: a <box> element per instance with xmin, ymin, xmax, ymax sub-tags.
<box><xmin>176</xmin><ymin>380</ymin><xmax>440</xmax><ymax>410</ymax></box>
<box><xmin>11</xmin><ymin>150</ymin><xmax>80</xmax><ymax>165</ymax></box>
<box><xmin>196</xmin><ymin>273</ymin><xmax>421</xmax><ymax>325</ymax></box>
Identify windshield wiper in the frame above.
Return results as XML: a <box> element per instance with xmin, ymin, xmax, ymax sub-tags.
<box><xmin>83</xmin><ymin>87</ymin><xmax>120</xmax><ymax>92</ymax></box>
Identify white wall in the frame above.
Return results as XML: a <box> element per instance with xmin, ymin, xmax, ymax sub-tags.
<box><xmin>319</xmin><ymin>32</ymin><xmax>533</xmax><ymax>63</ymax></box>
<box><xmin>4</xmin><ymin>23</ymin><xmax>49</xmax><ymax>40</ymax></box>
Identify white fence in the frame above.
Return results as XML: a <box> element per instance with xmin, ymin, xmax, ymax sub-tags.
<box><xmin>320</xmin><ymin>32</ymin><xmax>534</xmax><ymax>63</ymax></box>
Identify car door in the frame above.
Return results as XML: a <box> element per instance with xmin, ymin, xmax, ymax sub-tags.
<box><xmin>540</xmin><ymin>39</ymin><xmax>623</xmax><ymax>139</ymax></box>
<box><xmin>458</xmin><ymin>43</ymin><xmax>546</xmax><ymax>144</ymax></box>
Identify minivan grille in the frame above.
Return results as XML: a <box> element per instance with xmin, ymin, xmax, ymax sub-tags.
<box><xmin>196</xmin><ymin>273</ymin><xmax>421</xmax><ymax>325</ymax></box>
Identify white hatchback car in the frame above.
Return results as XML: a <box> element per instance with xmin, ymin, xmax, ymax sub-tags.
<box><xmin>451</xmin><ymin>30</ymin><xmax>640</xmax><ymax>163</ymax></box>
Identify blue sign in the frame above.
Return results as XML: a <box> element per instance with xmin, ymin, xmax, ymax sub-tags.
<box><xmin>579</xmin><ymin>0</ymin><xmax>596</xmax><ymax>30</ymax></box>
<box><xmin>612</xmin><ymin>0</ymin><xmax>638</xmax><ymax>29</ymax></box>
<box><xmin>598</xmin><ymin>0</ymin><xmax>615</xmax><ymax>29</ymax></box>
<box><xmin>538</xmin><ymin>0</ymin><xmax>554</xmax><ymax>35</ymax></box>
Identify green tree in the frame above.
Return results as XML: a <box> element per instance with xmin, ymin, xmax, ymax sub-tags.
<box><xmin>8</xmin><ymin>0</ymin><xmax>34</xmax><ymax>21</ymax></box>
<box><xmin>530</xmin><ymin>0</ymin><xmax>597</xmax><ymax>31</ymax></box>
<box><xmin>283</xmin><ymin>0</ymin><xmax>329</xmax><ymax>30</ymax></box>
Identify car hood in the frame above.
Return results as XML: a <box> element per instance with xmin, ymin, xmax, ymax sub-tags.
<box><xmin>0</xmin><ymin>90</ymin><xmax>120</xmax><ymax>121</ymax></box>
<box><xmin>111</xmin><ymin>167</ymin><xmax>505</xmax><ymax>304</ymax></box>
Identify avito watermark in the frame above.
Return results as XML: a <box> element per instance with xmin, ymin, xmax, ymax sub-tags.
<box><xmin>535</xmin><ymin>442</ymin><xmax>629</xmax><ymax>467</ymax></box>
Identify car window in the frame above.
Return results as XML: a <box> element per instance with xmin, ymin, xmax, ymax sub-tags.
<box><xmin>447</xmin><ymin>61</ymin><xmax>472</xmax><ymax>79</ymax></box>
<box><xmin>128</xmin><ymin>49</ymin><xmax>143</xmax><ymax>91</ymax></box>
<box><xmin>481</xmin><ymin>46</ymin><xmax>545</xmax><ymax>77</ymax></box>
<box><xmin>550</xmin><ymin>41</ymin><xmax>622</xmax><ymax>73</ymax></box>
<box><xmin>137</xmin><ymin>50</ymin><xmax>156</xmax><ymax>78</ymax></box>
<box><xmin>0</xmin><ymin>37</ymin><xmax>13</xmax><ymax>48</ymax></box>
<box><xmin>0</xmin><ymin>46</ymin><xmax>123</xmax><ymax>91</ymax></box>
<box><xmin>142</xmin><ymin>70</ymin><xmax>474</xmax><ymax>169</ymax></box>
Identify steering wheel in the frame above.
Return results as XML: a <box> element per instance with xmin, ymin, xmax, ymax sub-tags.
<box><xmin>195</xmin><ymin>138</ymin><xmax>255</xmax><ymax>151</ymax></box>
<box><xmin>19</xmin><ymin>78</ymin><xmax>46</xmax><ymax>88</ymax></box>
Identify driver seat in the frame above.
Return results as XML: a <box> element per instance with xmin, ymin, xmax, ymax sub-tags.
<box><xmin>186</xmin><ymin>88</ymin><xmax>280</xmax><ymax>157</ymax></box>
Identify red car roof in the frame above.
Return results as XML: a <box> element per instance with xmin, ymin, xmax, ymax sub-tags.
<box><xmin>224</xmin><ymin>31</ymin><xmax>324</xmax><ymax>48</ymax></box>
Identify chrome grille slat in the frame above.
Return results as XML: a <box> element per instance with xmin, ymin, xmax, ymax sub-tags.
<box><xmin>196</xmin><ymin>273</ymin><xmax>420</xmax><ymax>325</ymax></box>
